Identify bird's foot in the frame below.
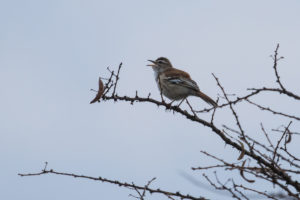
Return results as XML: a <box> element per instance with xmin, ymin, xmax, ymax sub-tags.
<box><xmin>166</xmin><ymin>100</ymin><xmax>176</xmax><ymax>108</ymax></box>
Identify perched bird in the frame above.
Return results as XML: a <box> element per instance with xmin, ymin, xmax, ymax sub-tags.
<box><xmin>147</xmin><ymin>57</ymin><xmax>217</xmax><ymax>107</ymax></box>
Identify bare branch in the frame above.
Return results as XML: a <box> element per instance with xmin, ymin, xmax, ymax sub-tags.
<box><xmin>272</xmin><ymin>44</ymin><xmax>286</xmax><ymax>90</ymax></box>
<box><xmin>19</xmin><ymin>169</ymin><xmax>207</xmax><ymax>200</ymax></box>
<box><xmin>112</xmin><ymin>62</ymin><xmax>123</xmax><ymax>97</ymax></box>
<box><xmin>246</xmin><ymin>99</ymin><xmax>300</xmax><ymax>121</ymax></box>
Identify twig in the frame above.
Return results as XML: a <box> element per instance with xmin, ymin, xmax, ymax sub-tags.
<box><xmin>272</xmin><ymin>44</ymin><xmax>285</xmax><ymax>91</ymax></box>
<box><xmin>247</xmin><ymin>87</ymin><xmax>300</xmax><ymax>101</ymax></box>
<box><xmin>195</xmin><ymin>90</ymin><xmax>260</xmax><ymax>113</ymax></box>
<box><xmin>260</xmin><ymin>123</ymin><xmax>275</xmax><ymax>150</ymax></box>
<box><xmin>272</xmin><ymin>121</ymin><xmax>293</xmax><ymax>163</ymax></box>
<box><xmin>186</xmin><ymin>99</ymin><xmax>197</xmax><ymax>117</ymax></box>
<box><xmin>246</xmin><ymin>99</ymin><xmax>300</xmax><ymax>121</ymax></box>
<box><xmin>19</xmin><ymin>169</ymin><xmax>207</xmax><ymax>200</ymax></box>
<box><xmin>112</xmin><ymin>63</ymin><xmax>122</xmax><ymax>97</ymax></box>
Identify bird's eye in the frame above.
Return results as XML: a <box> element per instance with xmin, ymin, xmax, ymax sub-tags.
<box><xmin>157</xmin><ymin>60</ymin><xmax>163</xmax><ymax>64</ymax></box>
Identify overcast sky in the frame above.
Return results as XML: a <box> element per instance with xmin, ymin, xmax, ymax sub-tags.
<box><xmin>1</xmin><ymin>0</ymin><xmax>300</xmax><ymax>199</ymax></box>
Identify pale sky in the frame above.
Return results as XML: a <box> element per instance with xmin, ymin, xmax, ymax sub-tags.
<box><xmin>1</xmin><ymin>0</ymin><xmax>300</xmax><ymax>199</ymax></box>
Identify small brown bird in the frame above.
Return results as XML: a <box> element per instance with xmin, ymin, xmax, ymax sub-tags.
<box><xmin>147</xmin><ymin>57</ymin><xmax>217</xmax><ymax>107</ymax></box>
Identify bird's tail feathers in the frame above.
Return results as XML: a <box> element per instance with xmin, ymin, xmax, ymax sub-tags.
<box><xmin>195</xmin><ymin>91</ymin><xmax>218</xmax><ymax>107</ymax></box>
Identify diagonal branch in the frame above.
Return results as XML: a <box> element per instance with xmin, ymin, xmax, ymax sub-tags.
<box><xmin>246</xmin><ymin>99</ymin><xmax>300</xmax><ymax>121</ymax></box>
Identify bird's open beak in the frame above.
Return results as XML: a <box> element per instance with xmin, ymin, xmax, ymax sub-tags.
<box><xmin>147</xmin><ymin>60</ymin><xmax>156</xmax><ymax>67</ymax></box>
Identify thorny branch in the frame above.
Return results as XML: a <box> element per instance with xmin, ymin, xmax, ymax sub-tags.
<box><xmin>272</xmin><ymin>44</ymin><xmax>286</xmax><ymax>90</ymax></box>
<box><xmin>112</xmin><ymin>63</ymin><xmax>122</xmax><ymax>97</ymax></box>
<box><xmin>246</xmin><ymin>99</ymin><xmax>300</xmax><ymax>121</ymax></box>
<box><xmin>20</xmin><ymin>44</ymin><xmax>300</xmax><ymax>200</ymax></box>
<box><xmin>19</xmin><ymin>164</ymin><xmax>207</xmax><ymax>200</ymax></box>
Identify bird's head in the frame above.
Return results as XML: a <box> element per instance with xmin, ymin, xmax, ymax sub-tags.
<box><xmin>147</xmin><ymin>57</ymin><xmax>173</xmax><ymax>73</ymax></box>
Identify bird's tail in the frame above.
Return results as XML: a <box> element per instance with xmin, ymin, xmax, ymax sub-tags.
<box><xmin>195</xmin><ymin>91</ymin><xmax>218</xmax><ymax>107</ymax></box>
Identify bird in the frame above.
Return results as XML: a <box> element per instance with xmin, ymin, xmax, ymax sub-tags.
<box><xmin>147</xmin><ymin>57</ymin><xmax>217</xmax><ymax>107</ymax></box>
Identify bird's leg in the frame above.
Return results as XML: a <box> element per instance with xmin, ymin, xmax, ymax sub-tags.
<box><xmin>176</xmin><ymin>98</ymin><xmax>186</xmax><ymax>107</ymax></box>
<box><xmin>165</xmin><ymin>99</ymin><xmax>176</xmax><ymax>108</ymax></box>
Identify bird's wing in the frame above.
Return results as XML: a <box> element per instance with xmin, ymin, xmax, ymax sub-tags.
<box><xmin>163</xmin><ymin>68</ymin><xmax>191</xmax><ymax>79</ymax></box>
<box><xmin>163</xmin><ymin>68</ymin><xmax>200</xmax><ymax>91</ymax></box>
